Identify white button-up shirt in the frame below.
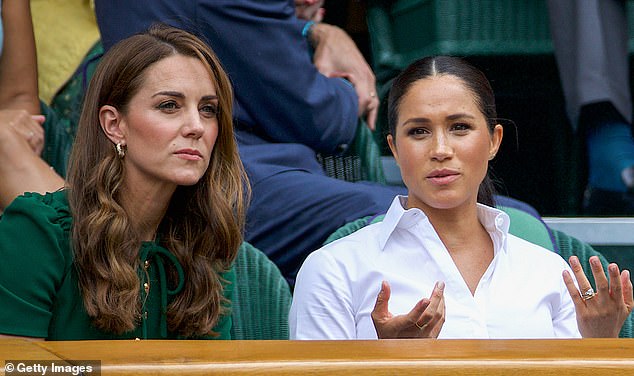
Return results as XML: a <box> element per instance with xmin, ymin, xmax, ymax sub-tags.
<box><xmin>290</xmin><ymin>196</ymin><xmax>580</xmax><ymax>339</ymax></box>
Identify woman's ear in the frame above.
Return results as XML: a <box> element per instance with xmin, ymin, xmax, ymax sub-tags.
<box><xmin>489</xmin><ymin>124</ymin><xmax>503</xmax><ymax>160</ymax></box>
<box><xmin>387</xmin><ymin>134</ymin><xmax>399</xmax><ymax>165</ymax></box>
<box><xmin>99</xmin><ymin>105</ymin><xmax>125</xmax><ymax>144</ymax></box>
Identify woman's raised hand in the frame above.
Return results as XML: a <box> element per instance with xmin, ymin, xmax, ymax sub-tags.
<box><xmin>563</xmin><ymin>255</ymin><xmax>633</xmax><ymax>337</ymax></box>
<box><xmin>371</xmin><ymin>280</ymin><xmax>445</xmax><ymax>339</ymax></box>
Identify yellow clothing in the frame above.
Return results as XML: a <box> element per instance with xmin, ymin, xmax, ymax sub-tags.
<box><xmin>31</xmin><ymin>0</ymin><xmax>99</xmax><ymax>103</ymax></box>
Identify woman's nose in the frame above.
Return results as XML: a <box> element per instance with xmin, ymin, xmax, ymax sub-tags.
<box><xmin>430</xmin><ymin>133</ymin><xmax>453</xmax><ymax>161</ymax></box>
<box><xmin>183</xmin><ymin>109</ymin><xmax>204</xmax><ymax>138</ymax></box>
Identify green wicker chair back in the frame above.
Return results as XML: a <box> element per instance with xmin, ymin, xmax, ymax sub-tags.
<box><xmin>231</xmin><ymin>242</ymin><xmax>292</xmax><ymax>340</ymax></box>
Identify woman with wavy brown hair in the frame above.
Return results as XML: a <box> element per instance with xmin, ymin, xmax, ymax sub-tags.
<box><xmin>0</xmin><ymin>24</ymin><xmax>248</xmax><ymax>340</ymax></box>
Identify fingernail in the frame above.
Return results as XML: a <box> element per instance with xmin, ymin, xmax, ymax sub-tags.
<box><xmin>609</xmin><ymin>264</ymin><xmax>618</xmax><ymax>273</ymax></box>
<box><xmin>570</xmin><ymin>257</ymin><xmax>580</xmax><ymax>267</ymax></box>
<box><xmin>591</xmin><ymin>257</ymin><xmax>600</xmax><ymax>267</ymax></box>
<box><xmin>436</xmin><ymin>281</ymin><xmax>445</xmax><ymax>291</ymax></box>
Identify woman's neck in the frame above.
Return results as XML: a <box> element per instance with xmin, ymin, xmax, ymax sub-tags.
<box><xmin>119</xmin><ymin>182</ymin><xmax>175</xmax><ymax>242</ymax></box>
<box><xmin>420</xmin><ymin>201</ymin><xmax>482</xmax><ymax>242</ymax></box>
<box><xmin>422</xmin><ymin>202</ymin><xmax>494</xmax><ymax>295</ymax></box>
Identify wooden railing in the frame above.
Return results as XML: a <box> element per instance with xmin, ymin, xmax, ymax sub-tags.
<box><xmin>2</xmin><ymin>338</ymin><xmax>634</xmax><ymax>375</ymax></box>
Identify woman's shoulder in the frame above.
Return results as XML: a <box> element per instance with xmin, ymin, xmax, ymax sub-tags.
<box><xmin>5</xmin><ymin>189</ymin><xmax>71</xmax><ymax>229</ymax></box>
<box><xmin>304</xmin><ymin>222</ymin><xmax>383</xmax><ymax>268</ymax></box>
<box><xmin>322</xmin><ymin>221</ymin><xmax>381</xmax><ymax>250</ymax></box>
<box><xmin>9</xmin><ymin>189</ymin><xmax>69</xmax><ymax>209</ymax></box>
<box><xmin>506</xmin><ymin>233</ymin><xmax>568</xmax><ymax>267</ymax></box>
<box><xmin>1</xmin><ymin>190</ymin><xmax>72</xmax><ymax>249</ymax></box>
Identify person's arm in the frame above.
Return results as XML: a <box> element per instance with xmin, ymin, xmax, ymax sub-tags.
<box><xmin>0</xmin><ymin>193</ymin><xmax>69</xmax><ymax>338</ymax></box>
<box><xmin>202</xmin><ymin>1</ymin><xmax>359</xmax><ymax>153</ymax></box>
<box><xmin>0</xmin><ymin>1</ymin><xmax>62</xmax><ymax>208</ymax></box>
<box><xmin>308</xmin><ymin>22</ymin><xmax>379</xmax><ymax>130</ymax></box>
<box><xmin>0</xmin><ymin>0</ymin><xmax>39</xmax><ymax>114</ymax></box>
<box><xmin>0</xmin><ymin>0</ymin><xmax>45</xmax><ymax>152</ymax></box>
<box><xmin>289</xmin><ymin>250</ymin><xmax>359</xmax><ymax>339</ymax></box>
<box><xmin>0</xmin><ymin>119</ymin><xmax>64</xmax><ymax>209</ymax></box>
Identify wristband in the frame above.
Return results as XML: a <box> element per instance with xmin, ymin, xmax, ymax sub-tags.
<box><xmin>302</xmin><ymin>20</ymin><xmax>316</xmax><ymax>39</ymax></box>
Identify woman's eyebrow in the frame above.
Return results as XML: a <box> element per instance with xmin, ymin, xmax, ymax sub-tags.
<box><xmin>446</xmin><ymin>113</ymin><xmax>476</xmax><ymax>121</ymax></box>
<box><xmin>402</xmin><ymin>117</ymin><xmax>430</xmax><ymax>126</ymax></box>
<box><xmin>152</xmin><ymin>90</ymin><xmax>184</xmax><ymax>98</ymax></box>
<box><xmin>402</xmin><ymin>113</ymin><xmax>476</xmax><ymax>126</ymax></box>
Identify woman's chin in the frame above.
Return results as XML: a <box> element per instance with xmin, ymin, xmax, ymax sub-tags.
<box><xmin>172</xmin><ymin>174</ymin><xmax>205</xmax><ymax>187</ymax></box>
<box><xmin>423</xmin><ymin>194</ymin><xmax>468</xmax><ymax>211</ymax></box>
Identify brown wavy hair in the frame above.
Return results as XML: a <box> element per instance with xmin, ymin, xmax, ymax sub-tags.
<box><xmin>66</xmin><ymin>24</ymin><xmax>249</xmax><ymax>337</ymax></box>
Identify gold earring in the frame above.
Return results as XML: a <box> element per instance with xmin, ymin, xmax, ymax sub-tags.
<box><xmin>116</xmin><ymin>142</ymin><xmax>126</xmax><ymax>158</ymax></box>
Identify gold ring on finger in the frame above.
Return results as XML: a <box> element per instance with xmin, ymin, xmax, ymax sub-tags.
<box><xmin>415</xmin><ymin>321</ymin><xmax>425</xmax><ymax>330</ymax></box>
<box><xmin>581</xmin><ymin>287</ymin><xmax>597</xmax><ymax>301</ymax></box>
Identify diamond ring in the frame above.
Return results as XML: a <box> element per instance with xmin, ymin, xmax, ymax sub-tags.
<box><xmin>581</xmin><ymin>287</ymin><xmax>597</xmax><ymax>301</ymax></box>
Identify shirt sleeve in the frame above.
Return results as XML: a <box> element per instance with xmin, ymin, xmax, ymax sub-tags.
<box><xmin>552</xmin><ymin>262</ymin><xmax>582</xmax><ymax>338</ymax></box>
<box><xmin>289</xmin><ymin>249</ymin><xmax>360</xmax><ymax>339</ymax></box>
<box><xmin>0</xmin><ymin>192</ymin><xmax>72</xmax><ymax>337</ymax></box>
<box><xmin>196</xmin><ymin>0</ymin><xmax>358</xmax><ymax>153</ymax></box>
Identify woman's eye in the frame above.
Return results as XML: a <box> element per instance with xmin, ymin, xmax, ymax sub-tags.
<box><xmin>408</xmin><ymin>127</ymin><xmax>428</xmax><ymax>136</ymax></box>
<box><xmin>200</xmin><ymin>104</ymin><xmax>218</xmax><ymax>117</ymax></box>
<box><xmin>158</xmin><ymin>101</ymin><xmax>179</xmax><ymax>111</ymax></box>
<box><xmin>452</xmin><ymin>123</ymin><xmax>471</xmax><ymax>132</ymax></box>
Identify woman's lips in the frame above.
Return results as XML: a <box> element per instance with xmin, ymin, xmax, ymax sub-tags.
<box><xmin>427</xmin><ymin>169</ymin><xmax>460</xmax><ymax>185</ymax></box>
<box><xmin>175</xmin><ymin>148</ymin><xmax>203</xmax><ymax>161</ymax></box>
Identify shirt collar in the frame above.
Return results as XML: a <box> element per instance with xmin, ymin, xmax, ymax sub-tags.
<box><xmin>378</xmin><ymin>195</ymin><xmax>427</xmax><ymax>250</ymax></box>
<box><xmin>476</xmin><ymin>203</ymin><xmax>510</xmax><ymax>233</ymax></box>
<box><xmin>377</xmin><ymin>196</ymin><xmax>511</xmax><ymax>252</ymax></box>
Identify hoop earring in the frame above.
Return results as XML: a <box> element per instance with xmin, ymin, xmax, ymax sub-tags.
<box><xmin>116</xmin><ymin>142</ymin><xmax>126</xmax><ymax>158</ymax></box>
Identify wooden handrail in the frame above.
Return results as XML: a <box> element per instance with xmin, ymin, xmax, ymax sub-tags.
<box><xmin>2</xmin><ymin>338</ymin><xmax>634</xmax><ymax>375</ymax></box>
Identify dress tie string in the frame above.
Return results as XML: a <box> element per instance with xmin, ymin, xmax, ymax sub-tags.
<box><xmin>138</xmin><ymin>244</ymin><xmax>185</xmax><ymax>338</ymax></box>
